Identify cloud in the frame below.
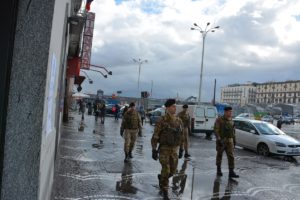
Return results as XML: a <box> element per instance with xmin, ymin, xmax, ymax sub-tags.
<box><xmin>81</xmin><ymin>0</ymin><xmax>300</xmax><ymax>102</ymax></box>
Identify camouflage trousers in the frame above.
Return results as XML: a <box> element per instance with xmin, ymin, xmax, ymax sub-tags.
<box><xmin>124</xmin><ymin>129</ymin><xmax>138</xmax><ymax>154</ymax></box>
<box><xmin>180</xmin><ymin>127</ymin><xmax>189</xmax><ymax>153</ymax></box>
<box><xmin>159</xmin><ymin>147</ymin><xmax>179</xmax><ymax>192</ymax></box>
<box><xmin>216</xmin><ymin>138</ymin><xmax>235</xmax><ymax>169</ymax></box>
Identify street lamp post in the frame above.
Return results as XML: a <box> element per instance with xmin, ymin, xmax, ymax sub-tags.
<box><xmin>133</xmin><ymin>58</ymin><xmax>148</xmax><ymax>99</ymax></box>
<box><xmin>191</xmin><ymin>22</ymin><xmax>219</xmax><ymax>104</ymax></box>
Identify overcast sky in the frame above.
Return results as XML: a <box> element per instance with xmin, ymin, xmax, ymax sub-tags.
<box><xmin>81</xmin><ymin>0</ymin><xmax>300</xmax><ymax>102</ymax></box>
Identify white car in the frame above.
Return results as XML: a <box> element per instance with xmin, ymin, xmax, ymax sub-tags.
<box><xmin>235</xmin><ymin>113</ymin><xmax>255</xmax><ymax>120</ymax></box>
<box><xmin>233</xmin><ymin>119</ymin><xmax>300</xmax><ymax>156</ymax></box>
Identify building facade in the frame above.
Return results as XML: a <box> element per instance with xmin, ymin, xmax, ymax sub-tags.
<box><xmin>221</xmin><ymin>83</ymin><xmax>256</xmax><ymax>106</ymax></box>
<box><xmin>256</xmin><ymin>81</ymin><xmax>300</xmax><ymax>104</ymax></box>
<box><xmin>0</xmin><ymin>0</ymin><xmax>90</xmax><ymax>199</ymax></box>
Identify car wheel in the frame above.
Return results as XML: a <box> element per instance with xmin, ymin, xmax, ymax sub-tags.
<box><xmin>257</xmin><ymin>143</ymin><xmax>270</xmax><ymax>156</ymax></box>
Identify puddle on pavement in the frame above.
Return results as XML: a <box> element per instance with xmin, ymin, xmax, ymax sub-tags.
<box><xmin>92</xmin><ymin>143</ymin><xmax>104</xmax><ymax>149</ymax></box>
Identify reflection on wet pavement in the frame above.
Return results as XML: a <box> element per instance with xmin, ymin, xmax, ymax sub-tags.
<box><xmin>52</xmin><ymin>113</ymin><xmax>300</xmax><ymax>200</ymax></box>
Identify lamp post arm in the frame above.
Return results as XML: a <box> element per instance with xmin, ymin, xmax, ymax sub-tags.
<box><xmin>88</xmin><ymin>69</ymin><xmax>108</xmax><ymax>78</ymax></box>
<box><xmin>80</xmin><ymin>69</ymin><xmax>92</xmax><ymax>80</ymax></box>
<box><xmin>89</xmin><ymin>64</ymin><xmax>112</xmax><ymax>75</ymax></box>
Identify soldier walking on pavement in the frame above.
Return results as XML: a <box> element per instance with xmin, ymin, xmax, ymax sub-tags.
<box><xmin>151</xmin><ymin>99</ymin><xmax>184</xmax><ymax>199</ymax></box>
<box><xmin>214</xmin><ymin>106</ymin><xmax>239</xmax><ymax>178</ymax></box>
<box><xmin>120</xmin><ymin>102</ymin><xmax>142</xmax><ymax>163</ymax></box>
<box><xmin>177</xmin><ymin>104</ymin><xmax>191</xmax><ymax>158</ymax></box>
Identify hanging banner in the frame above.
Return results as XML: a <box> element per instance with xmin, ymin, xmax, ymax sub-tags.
<box><xmin>81</xmin><ymin>12</ymin><xmax>95</xmax><ymax>69</ymax></box>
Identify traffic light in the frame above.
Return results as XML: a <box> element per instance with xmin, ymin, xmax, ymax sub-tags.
<box><xmin>141</xmin><ymin>91</ymin><xmax>149</xmax><ymax>98</ymax></box>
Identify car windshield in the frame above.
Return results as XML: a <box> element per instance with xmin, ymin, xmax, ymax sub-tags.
<box><xmin>253</xmin><ymin>122</ymin><xmax>285</xmax><ymax>135</ymax></box>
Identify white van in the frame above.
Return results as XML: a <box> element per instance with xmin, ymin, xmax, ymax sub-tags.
<box><xmin>192</xmin><ymin>105</ymin><xmax>218</xmax><ymax>137</ymax></box>
<box><xmin>176</xmin><ymin>104</ymin><xmax>218</xmax><ymax>139</ymax></box>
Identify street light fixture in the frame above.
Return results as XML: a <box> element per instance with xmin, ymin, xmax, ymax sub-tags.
<box><xmin>82</xmin><ymin>68</ymin><xmax>108</xmax><ymax>78</ymax></box>
<box><xmin>80</xmin><ymin>69</ymin><xmax>93</xmax><ymax>84</ymax></box>
<box><xmin>90</xmin><ymin>64</ymin><xmax>113</xmax><ymax>75</ymax></box>
<box><xmin>133</xmin><ymin>58</ymin><xmax>148</xmax><ymax>98</ymax></box>
<box><xmin>191</xmin><ymin>22</ymin><xmax>220</xmax><ymax>104</ymax></box>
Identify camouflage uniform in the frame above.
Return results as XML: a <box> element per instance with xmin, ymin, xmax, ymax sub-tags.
<box><xmin>177</xmin><ymin>110</ymin><xmax>191</xmax><ymax>155</ymax></box>
<box><xmin>151</xmin><ymin>112</ymin><xmax>183</xmax><ymax>192</ymax></box>
<box><xmin>121</xmin><ymin>109</ymin><xmax>142</xmax><ymax>157</ymax></box>
<box><xmin>214</xmin><ymin>116</ymin><xmax>235</xmax><ymax>170</ymax></box>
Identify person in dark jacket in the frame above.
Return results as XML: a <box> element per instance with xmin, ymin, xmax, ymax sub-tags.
<box><xmin>277</xmin><ymin>116</ymin><xmax>283</xmax><ymax>129</ymax></box>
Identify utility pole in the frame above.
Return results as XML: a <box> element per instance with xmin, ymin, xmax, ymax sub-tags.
<box><xmin>191</xmin><ymin>22</ymin><xmax>220</xmax><ymax>104</ymax></box>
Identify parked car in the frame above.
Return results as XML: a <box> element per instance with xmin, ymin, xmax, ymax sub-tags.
<box><xmin>281</xmin><ymin>116</ymin><xmax>295</xmax><ymax>124</ymax></box>
<box><xmin>233</xmin><ymin>119</ymin><xmax>300</xmax><ymax>156</ymax></box>
<box><xmin>235</xmin><ymin>113</ymin><xmax>255</xmax><ymax>120</ymax></box>
<box><xmin>294</xmin><ymin>115</ymin><xmax>300</xmax><ymax>123</ymax></box>
<box><xmin>261</xmin><ymin>115</ymin><xmax>274</xmax><ymax>124</ymax></box>
<box><xmin>149</xmin><ymin>108</ymin><xmax>165</xmax><ymax>125</ymax></box>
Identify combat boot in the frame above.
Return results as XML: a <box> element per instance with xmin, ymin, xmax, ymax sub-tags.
<box><xmin>217</xmin><ymin>166</ymin><xmax>223</xmax><ymax>176</ymax></box>
<box><xmin>162</xmin><ymin>191</ymin><xmax>170</xmax><ymax>200</ymax></box>
<box><xmin>229</xmin><ymin>169</ymin><xmax>239</xmax><ymax>178</ymax></box>
<box><xmin>124</xmin><ymin>153</ymin><xmax>129</xmax><ymax>163</ymax></box>
<box><xmin>184</xmin><ymin>153</ymin><xmax>191</xmax><ymax>158</ymax></box>
<box><xmin>158</xmin><ymin>174</ymin><xmax>163</xmax><ymax>190</ymax></box>
<box><xmin>128</xmin><ymin>151</ymin><xmax>133</xmax><ymax>159</ymax></box>
<box><xmin>178</xmin><ymin>149</ymin><xmax>183</xmax><ymax>159</ymax></box>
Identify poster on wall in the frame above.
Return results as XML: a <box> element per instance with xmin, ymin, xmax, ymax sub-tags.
<box><xmin>46</xmin><ymin>54</ymin><xmax>58</xmax><ymax>136</ymax></box>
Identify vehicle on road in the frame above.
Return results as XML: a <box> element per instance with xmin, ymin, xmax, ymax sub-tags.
<box><xmin>294</xmin><ymin>115</ymin><xmax>300</xmax><ymax>123</ymax></box>
<box><xmin>189</xmin><ymin>105</ymin><xmax>218</xmax><ymax>138</ymax></box>
<box><xmin>149</xmin><ymin>107</ymin><xmax>165</xmax><ymax>125</ymax></box>
<box><xmin>234</xmin><ymin>119</ymin><xmax>300</xmax><ymax>156</ymax></box>
<box><xmin>281</xmin><ymin>116</ymin><xmax>295</xmax><ymax>124</ymax></box>
<box><xmin>234</xmin><ymin>113</ymin><xmax>255</xmax><ymax>120</ymax></box>
<box><xmin>261</xmin><ymin>115</ymin><xmax>274</xmax><ymax>124</ymax></box>
<box><xmin>176</xmin><ymin>104</ymin><xmax>217</xmax><ymax>138</ymax></box>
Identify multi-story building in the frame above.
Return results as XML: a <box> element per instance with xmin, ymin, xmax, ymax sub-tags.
<box><xmin>221</xmin><ymin>83</ymin><xmax>256</xmax><ymax>105</ymax></box>
<box><xmin>256</xmin><ymin>80</ymin><xmax>300</xmax><ymax>104</ymax></box>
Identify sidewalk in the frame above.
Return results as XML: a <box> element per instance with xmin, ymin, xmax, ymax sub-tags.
<box><xmin>52</xmin><ymin>112</ymin><xmax>300</xmax><ymax>200</ymax></box>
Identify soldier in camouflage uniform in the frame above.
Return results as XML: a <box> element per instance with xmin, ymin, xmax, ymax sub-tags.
<box><xmin>151</xmin><ymin>99</ymin><xmax>184</xmax><ymax>199</ymax></box>
<box><xmin>177</xmin><ymin>104</ymin><xmax>191</xmax><ymax>158</ymax></box>
<box><xmin>214</xmin><ymin>106</ymin><xmax>239</xmax><ymax>178</ymax></box>
<box><xmin>120</xmin><ymin>102</ymin><xmax>142</xmax><ymax>163</ymax></box>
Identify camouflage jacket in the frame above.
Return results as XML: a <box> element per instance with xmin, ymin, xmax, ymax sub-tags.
<box><xmin>177</xmin><ymin>110</ymin><xmax>190</xmax><ymax>128</ymax></box>
<box><xmin>151</xmin><ymin>112</ymin><xmax>184</xmax><ymax>150</ymax></box>
<box><xmin>214</xmin><ymin>116</ymin><xmax>235</xmax><ymax>139</ymax></box>
<box><xmin>121</xmin><ymin>109</ymin><xmax>141</xmax><ymax>130</ymax></box>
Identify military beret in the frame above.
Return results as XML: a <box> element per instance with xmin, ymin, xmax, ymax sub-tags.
<box><xmin>183</xmin><ymin>104</ymin><xmax>188</xmax><ymax>108</ymax></box>
<box><xmin>164</xmin><ymin>99</ymin><xmax>176</xmax><ymax>107</ymax></box>
<box><xmin>224</xmin><ymin>106</ymin><xmax>232</xmax><ymax>111</ymax></box>
<box><xmin>129</xmin><ymin>102</ymin><xmax>135</xmax><ymax>107</ymax></box>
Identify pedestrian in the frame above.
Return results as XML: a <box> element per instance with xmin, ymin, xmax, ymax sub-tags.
<box><xmin>87</xmin><ymin>102</ymin><xmax>92</xmax><ymax>115</ymax></box>
<box><xmin>139</xmin><ymin>107</ymin><xmax>146</xmax><ymax>126</ymax></box>
<box><xmin>277</xmin><ymin>116</ymin><xmax>282</xmax><ymax>129</ymax></box>
<box><xmin>99</xmin><ymin>102</ymin><xmax>106</xmax><ymax>124</ymax></box>
<box><xmin>177</xmin><ymin>104</ymin><xmax>191</xmax><ymax>158</ymax></box>
<box><xmin>114</xmin><ymin>104</ymin><xmax>120</xmax><ymax>121</ymax></box>
<box><xmin>120</xmin><ymin>102</ymin><xmax>142</xmax><ymax>163</ymax></box>
<box><xmin>214</xmin><ymin>106</ymin><xmax>239</xmax><ymax>178</ymax></box>
<box><xmin>122</xmin><ymin>106</ymin><xmax>129</xmax><ymax>117</ymax></box>
<box><xmin>93</xmin><ymin>102</ymin><xmax>99</xmax><ymax>121</ymax></box>
<box><xmin>151</xmin><ymin>99</ymin><xmax>184</xmax><ymax>199</ymax></box>
<box><xmin>78</xmin><ymin>99</ymin><xmax>85</xmax><ymax>120</ymax></box>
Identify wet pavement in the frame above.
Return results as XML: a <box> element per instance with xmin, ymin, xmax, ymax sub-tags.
<box><xmin>53</xmin><ymin>113</ymin><xmax>300</xmax><ymax>200</ymax></box>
